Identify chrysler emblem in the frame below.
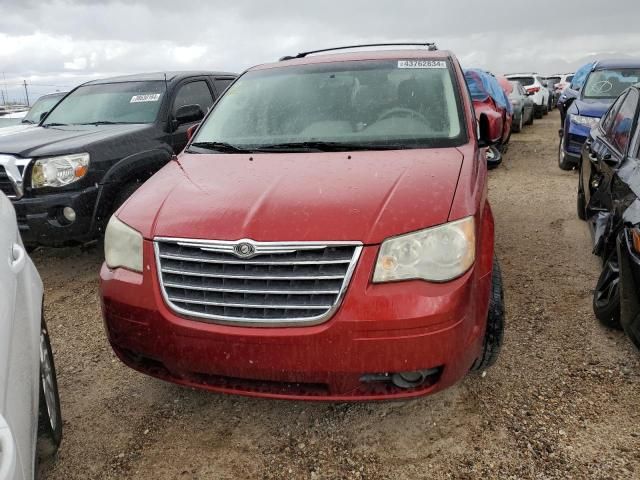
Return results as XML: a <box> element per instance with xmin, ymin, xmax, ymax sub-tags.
<box><xmin>233</xmin><ymin>242</ymin><xmax>255</xmax><ymax>258</ymax></box>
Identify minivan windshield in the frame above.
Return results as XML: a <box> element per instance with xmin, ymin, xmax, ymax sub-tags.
<box><xmin>192</xmin><ymin>60</ymin><xmax>464</xmax><ymax>151</ymax></box>
<box><xmin>43</xmin><ymin>81</ymin><xmax>166</xmax><ymax>126</ymax></box>
<box><xmin>583</xmin><ymin>69</ymin><xmax>640</xmax><ymax>99</ymax></box>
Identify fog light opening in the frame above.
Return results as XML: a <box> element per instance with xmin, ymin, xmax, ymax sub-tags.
<box><xmin>391</xmin><ymin>368</ymin><xmax>440</xmax><ymax>389</ymax></box>
<box><xmin>62</xmin><ymin>206</ymin><xmax>76</xmax><ymax>223</ymax></box>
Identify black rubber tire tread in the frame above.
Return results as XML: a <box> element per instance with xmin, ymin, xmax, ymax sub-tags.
<box><xmin>593</xmin><ymin>257</ymin><xmax>622</xmax><ymax>330</ymax></box>
<box><xmin>577</xmin><ymin>188</ymin><xmax>587</xmax><ymax>220</ymax></box>
<box><xmin>558</xmin><ymin>139</ymin><xmax>575</xmax><ymax>171</ymax></box>
<box><xmin>472</xmin><ymin>258</ymin><xmax>505</xmax><ymax>371</ymax></box>
<box><xmin>512</xmin><ymin>111</ymin><xmax>523</xmax><ymax>133</ymax></box>
<box><xmin>37</xmin><ymin>319</ymin><xmax>62</xmax><ymax>460</ymax></box>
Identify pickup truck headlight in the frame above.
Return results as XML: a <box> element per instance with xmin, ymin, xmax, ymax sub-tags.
<box><xmin>31</xmin><ymin>153</ymin><xmax>90</xmax><ymax>188</ymax></box>
<box><xmin>570</xmin><ymin>114</ymin><xmax>599</xmax><ymax>128</ymax></box>
<box><xmin>373</xmin><ymin>216</ymin><xmax>476</xmax><ymax>283</ymax></box>
<box><xmin>105</xmin><ymin>216</ymin><xmax>143</xmax><ymax>272</ymax></box>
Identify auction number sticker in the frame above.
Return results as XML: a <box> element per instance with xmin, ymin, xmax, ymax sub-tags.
<box><xmin>130</xmin><ymin>94</ymin><xmax>161</xmax><ymax>103</ymax></box>
<box><xmin>398</xmin><ymin>60</ymin><xmax>447</xmax><ymax>69</ymax></box>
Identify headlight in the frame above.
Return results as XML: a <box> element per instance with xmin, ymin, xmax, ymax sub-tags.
<box><xmin>104</xmin><ymin>216</ymin><xmax>143</xmax><ymax>272</ymax></box>
<box><xmin>373</xmin><ymin>216</ymin><xmax>476</xmax><ymax>283</ymax></box>
<box><xmin>31</xmin><ymin>153</ymin><xmax>90</xmax><ymax>188</ymax></box>
<box><xmin>570</xmin><ymin>115</ymin><xmax>600</xmax><ymax>128</ymax></box>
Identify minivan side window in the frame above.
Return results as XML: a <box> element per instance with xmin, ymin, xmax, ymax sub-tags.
<box><xmin>173</xmin><ymin>81</ymin><xmax>214</xmax><ymax>115</ymax></box>
<box><xmin>607</xmin><ymin>90</ymin><xmax>638</xmax><ymax>153</ymax></box>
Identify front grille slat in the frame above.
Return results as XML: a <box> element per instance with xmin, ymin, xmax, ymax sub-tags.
<box><xmin>155</xmin><ymin>239</ymin><xmax>361</xmax><ymax>327</ymax></box>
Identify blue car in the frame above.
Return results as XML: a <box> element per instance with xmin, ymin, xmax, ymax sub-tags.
<box><xmin>558</xmin><ymin>59</ymin><xmax>640</xmax><ymax>170</ymax></box>
<box><xmin>557</xmin><ymin>62</ymin><xmax>594</xmax><ymax>126</ymax></box>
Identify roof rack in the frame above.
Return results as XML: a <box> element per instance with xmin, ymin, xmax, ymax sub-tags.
<box><xmin>279</xmin><ymin>43</ymin><xmax>438</xmax><ymax>61</ymax></box>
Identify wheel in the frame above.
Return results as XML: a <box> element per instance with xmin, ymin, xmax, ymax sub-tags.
<box><xmin>577</xmin><ymin>185</ymin><xmax>587</xmax><ymax>220</ymax></box>
<box><xmin>558</xmin><ymin>135</ymin><xmax>574</xmax><ymax>171</ymax></box>
<box><xmin>486</xmin><ymin>146</ymin><xmax>502</xmax><ymax>170</ymax></box>
<box><xmin>577</xmin><ymin>164</ymin><xmax>587</xmax><ymax>220</ymax></box>
<box><xmin>37</xmin><ymin>320</ymin><xmax>62</xmax><ymax>460</ymax></box>
<box><xmin>525</xmin><ymin>108</ymin><xmax>534</xmax><ymax>126</ymax></box>
<box><xmin>113</xmin><ymin>180</ymin><xmax>142</xmax><ymax>214</ymax></box>
<box><xmin>593</xmin><ymin>255</ymin><xmax>622</xmax><ymax>329</ymax></box>
<box><xmin>534</xmin><ymin>106</ymin><xmax>543</xmax><ymax>119</ymax></box>
<box><xmin>543</xmin><ymin>103</ymin><xmax>549</xmax><ymax>115</ymax></box>
<box><xmin>472</xmin><ymin>259</ymin><xmax>505</xmax><ymax>371</ymax></box>
<box><xmin>512</xmin><ymin>111</ymin><xmax>523</xmax><ymax>133</ymax></box>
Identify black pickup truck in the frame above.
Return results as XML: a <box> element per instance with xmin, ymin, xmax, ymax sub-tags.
<box><xmin>0</xmin><ymin>71</ymin><xmax>236</xmax><ymax>247</ymax></box>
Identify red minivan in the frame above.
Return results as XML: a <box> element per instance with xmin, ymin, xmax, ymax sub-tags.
<box><xmin>100</xmin><ymin>45</ymin><xmax>504</xmax><ymax>401</ymax></box>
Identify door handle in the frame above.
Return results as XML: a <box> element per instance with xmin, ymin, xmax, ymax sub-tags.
<box><xmin>9</xmin><ymin>243</ymin><xmax>25</xmax><ymax>274</ymax></box>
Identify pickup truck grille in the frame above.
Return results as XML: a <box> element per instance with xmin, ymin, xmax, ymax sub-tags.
<box><xmin>0</xmin><ymin>166</ymin><xmax>16</xmax><ymax>197</ymax></box>
<box><xmin>155</xmin><ymin>238</ymin><xmax>362</xmax><ymax>327</ymax></box>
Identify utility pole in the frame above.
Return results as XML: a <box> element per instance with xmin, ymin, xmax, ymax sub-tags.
<box><xmin>23</xmin><ymin>80</ymin><xmax>29</xmax><ymax>106</ymax></box>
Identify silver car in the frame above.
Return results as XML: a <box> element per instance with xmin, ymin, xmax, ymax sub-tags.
<box><xmin>0</xmin><ymin>192</ymin><xmax>61</xmax><ymax>480</ymax></box>
<box><xmin>508</xmin><ymin>81</ymin><xmax>535</xmax><ymax>132</ymax></box>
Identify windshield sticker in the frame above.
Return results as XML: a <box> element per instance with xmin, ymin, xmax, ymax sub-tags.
<box><xmin>130</xmin><ymin>94</ymin><xmax>161</xmax><ymax>103</ymax></box>
<box><xmin>398</xmin><ymin>60</ymin><xmax>447</xmax><ymax>69</ymax></box>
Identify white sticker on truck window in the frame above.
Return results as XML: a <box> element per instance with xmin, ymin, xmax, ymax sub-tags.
<box><xmin>130</xmin><ymin>94</ymin><xmax>161</xmax><ymax>103</ymax></box>
<box><xmin>398</xmin><ymin>60</ymin><xmax>447</xmax><ymax>69</ymax></box>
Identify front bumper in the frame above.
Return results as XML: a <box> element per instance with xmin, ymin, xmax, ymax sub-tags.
<box><xmin>100</xmin><ymin>241</ymin><xmax>493</xmax><ymax>401</ymax></box>
<box><xmin>13</xmin><ymin>185</ymin><xmax>100</xmax><ymax>246</ymax></box>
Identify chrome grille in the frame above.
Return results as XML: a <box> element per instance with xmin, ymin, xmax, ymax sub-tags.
<box><xmin>155</xmin><ymin>238</ymin><xmax>362</xmax><ymax>326</ymax></box>
<box><xmin>0</xmin><ymin>166</ymin><xmax>14</xmax><ymax>197</ymax></box>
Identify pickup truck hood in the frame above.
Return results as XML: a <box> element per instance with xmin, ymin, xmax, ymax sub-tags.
<box><xmin>120</xmin><ymin>149</ymin><xmax>464</xmax><ymax>244</ymax></box>
<box><xmin>0</xmin><ymin>124</ymin><xmax>152</xmax><ymax>158</ymax></box>
<box><xmin>0</xmin><ymin>124</ymin><xmax>34</xmax><ymax>138</ymax></box>
<box><xmin>573</xmin><ymin>98</ymin><xmax>614</xmax><ymax>118</ymax></box>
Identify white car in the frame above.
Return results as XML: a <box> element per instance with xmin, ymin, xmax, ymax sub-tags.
<box><xmin>0</xmin><ymin>92</ymin><xmax>67</xmax><ymax>138</ymax></box>
<box><xmin>550</xmin><ymin>73</ymin><xmax>574</xmax><ymax>93</ymax></box>
<box><xmin>505</xmin><ymin>73</ymin><xmax>550</xmax><ymax>119</ymax></box>
<box><xmin>0</xmin><ymin>193</ymin><xmax>61</xmax><ymax>480</ymax></box>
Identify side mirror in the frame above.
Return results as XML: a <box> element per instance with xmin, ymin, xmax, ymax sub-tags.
<box><xmin>39</xmin><ymin>111</ymin><xmax>49</xmax><ymax>122</ymax></box>
<box><xmin>174</xmin><ymin>104</ymin><xmax>204</xmax><ymax>126</ymax></box>
<box><xmin>477</xmin><ymin>115</ymin><xmax>500</xmax><ymax>148</ymax></box>
<box><xmin>186</xmin><ymin>124</ymin><xmax>199</xmax><ymax>142</ymax></box>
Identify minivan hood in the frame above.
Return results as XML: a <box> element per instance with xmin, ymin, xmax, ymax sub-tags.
<box><xmin>0</xmin><ymin>124</ymin><xmax>152</xmax><ymax>158</ymax></box>
<box><xmin>574</xmin><ymin>98</ymin><xmax>614</xmax><ymax>118</ymax></box>
<box><xmin>120</xmin><ymin>149</ymin><xmax>464</xmax><ymax>244</ymax></box>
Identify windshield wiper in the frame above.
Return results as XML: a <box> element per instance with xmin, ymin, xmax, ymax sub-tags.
<box><xmin>253</xmin><ymin>141</ymin><xmax>389</xmax><ymax>152</ymax></box>
<box><xmin>42</xmin><ymin>123</ymin><xmax>68</xmax><ymax>127</ymax></box>
<box><xmin>188</xmin><ymin>141</ymin><xmax>253</xmax><ymax>154</ymax></box>
<box><xmin>77</xmin><ymin>121</ymin><xmax>136</xmax><ymax>125</ymax></box>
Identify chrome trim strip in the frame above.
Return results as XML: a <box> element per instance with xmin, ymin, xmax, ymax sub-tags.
<box><xmin>163</xmin><ymin>282</ymin><xmax>340</xmax><ymax>295</ymax></box>
<box><xmin>154</xmin><ymin>238</ymin><xmax>363</xmax><ymax>327</ymax></box>
<box><xmin>167</xmin><ymin>297</ymin><xmax>332</xmax><ymax>310</ymax></box>
<box><xmin>159</xmin><ymin>252</ymin><xmax>352</xmax><ymax>266</ymax></box>
<box><xmin>0</xmin><ymin>155</ymin><xmax>29</xmax><ymax>199</ymax></box>
<box><xmin>160</xmin><ymin>267</ymin><xmax>345</xmax><ymax>281</ymax></box>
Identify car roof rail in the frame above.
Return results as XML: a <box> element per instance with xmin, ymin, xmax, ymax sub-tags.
<box><xmin>279</xmin><ymin>42</ymin><xmax>438</xmax><ymax>61</ymax></box>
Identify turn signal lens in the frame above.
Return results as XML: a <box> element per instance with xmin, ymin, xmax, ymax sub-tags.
<box><xmin>632</xmin><ymin>228</ymin><xmax>640</xmax><ymax>254</ymax></box>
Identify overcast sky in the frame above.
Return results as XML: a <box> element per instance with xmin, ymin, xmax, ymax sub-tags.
<box><xmin>2</xmin><ymin>0</ymin><xmax>640</xmax><ymax>103</ymax></box>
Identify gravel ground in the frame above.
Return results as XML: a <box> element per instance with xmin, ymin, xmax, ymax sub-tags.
<box><xmin>36</xmin><ymin>110</ymin><xmax>640</xmax><ymax>480</ymax></box>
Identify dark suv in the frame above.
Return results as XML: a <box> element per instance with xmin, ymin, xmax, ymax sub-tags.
<box><xmin>0</xmin><ymin>71</ymin><xmax>236</xmax><ymax>247</ymax></box>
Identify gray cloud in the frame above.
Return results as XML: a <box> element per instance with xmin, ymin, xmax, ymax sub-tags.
<box><xmin>1</xmin><ymin>0</ymin><xmax>640</xmax><ymax>102</ymax></box>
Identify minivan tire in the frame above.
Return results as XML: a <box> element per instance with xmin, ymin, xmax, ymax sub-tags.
<box><xmin>37</xmin><ymin>319</ymin><xmax>62</xmax><ymax>460</ymax></box>
<box><xmin>472</xmin><ymin>259</ymin><xmax>505</xmax><ymax>371</ymax></box>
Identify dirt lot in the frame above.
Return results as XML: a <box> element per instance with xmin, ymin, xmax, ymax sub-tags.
<box><xmin>36</xmin><ymin>110</ymin><xmax>640</xmax><ymax>479</ymax></box>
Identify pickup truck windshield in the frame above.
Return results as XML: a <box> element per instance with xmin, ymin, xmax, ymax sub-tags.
<box><xmin>193</xmin><ymin>60</ymin><xmax>464</xmax><ymax>151</ymax></box>
<box><xmin>43</xmin><ymin>81</ymin><xmax>166</xmax><ymax>126</ymax></box>
<box><xmin>583</xmin><ymin>69</ymin><xmax>640</xmax><ymax>100</ymax></box>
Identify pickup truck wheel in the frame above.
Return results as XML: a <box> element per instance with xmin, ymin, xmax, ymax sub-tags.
<box><xmin>593</xmin><ymin>255</ymin><xmax>622</xmax><ymax>329</ymax></box>
<box><xmin>472</xmin><ymin>259</ymin><xmax>505</xmax><ymax>371</ymax></box>
<box><xmin>37</xmin><ymin>320</ymin><xmax>62</xmax><ymax>460</ymax></box>
<box><xmin>113</xmin><ymin>181</ymin><xmax>142</xmax><ymax>213</ymax></box>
